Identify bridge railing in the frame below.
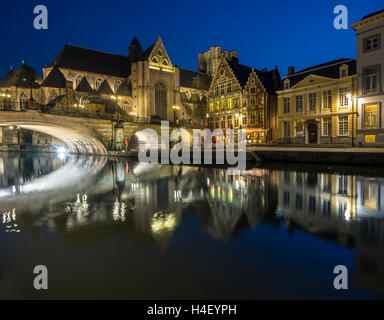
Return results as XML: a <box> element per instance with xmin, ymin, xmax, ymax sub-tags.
<box><xmin>0</xmin><ymin>104</ymin><xmax>178</xmax><ymax>126</ymax></box>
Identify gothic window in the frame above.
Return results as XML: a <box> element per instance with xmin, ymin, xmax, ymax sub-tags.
<box><xmin>19</xmin><ymin>92</ymin><xmax>27</xmax><ymax>110</ymax></box>
<box><xmin>114</xmin><ymin>80</ymin><xmax>121</xmax><ymax>93</ymax></box>
<box><xmin>152</xmin><ymin>57</ymin><xmax>159</xmax><ymax>64</ymax></box>
<box><xmin>157</xmin><ymin>50</ymin><xmax>163</xmax><ymax>56</ymax></box>
<box><xmin>48</xmin><ymin>90</ymin><xmax>57</xmax><ymax>103</ymax></box>
<box><xmin>75</xmin><ymin>75</ymin><xmax>83</xmax><ymax>88</ymax></box>
<box><xmin>155</xmin><ymin>82</ymin><xmax>167</xmax><ymax>119</ymax></box>
<box><xmin>123</xmin><ymin>100</ymin><xmax>131</xmax><ymax>113</ymax></box>
<box><xmin>95</xmin><ymin>78</ymin><xmax>103</xmax><ymax>91</ymax></box>
<box><xmin>162</xmin><ymin>60</ymin><xmax>168</xmax><ymax>66</ymax></box>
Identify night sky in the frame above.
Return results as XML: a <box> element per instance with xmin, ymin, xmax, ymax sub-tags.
<box><xmin>0</xmin><ymin>0</ymin><xmax>383</xmax><ymax>80</ymax></box>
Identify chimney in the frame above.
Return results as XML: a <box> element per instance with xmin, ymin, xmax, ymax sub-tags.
<box><xmin>288</xmin><ymin>66</ymin><xmax>295</xmax><ymax>75</ymax></box>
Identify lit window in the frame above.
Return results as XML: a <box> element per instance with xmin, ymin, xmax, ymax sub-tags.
<box><xmin>322</xmin><ymin>118</ymin><xmax>332</xmax><ymax>136</ymax></box>
<box><xmin>338</xmin><ymin>115</ymin><xmax>349</xmax><ymax>136</ymax></box>
<box><xmin>284</xmin><ymin>121</ymin><xmax>290</xmax><ymax>137</ymax></box>
<box><xmin>339</xmin><ymin>87</ymin><xmax>349</xmax><ymax>107</ymax></box>
<box><xmin>308</xmin><ymin>93</ymin><xmax>317</xmax><ymax>111</ymax></box>
<box><xmin>283</xmin><ymin>97</ymin><xmax>290</xmax><ymax>113</ymax></box>
<box><xmin>296</xmin><ymin>95</ymin><xmax>303</xmax><ymax>112</ymax></box>
<box><xmin>322</xmin><ymin>90</ymin><xmax>332</xmax><ymax>109</ymax></box>
<box><xmin>364</xmin><ymin>104</ymin><xmax>379</xmax><ymax>129</ymax></box>
<box><xmin>296</xmin><ymin>120</ymin><xmax>304</xmax><ymax>137</ymax></box>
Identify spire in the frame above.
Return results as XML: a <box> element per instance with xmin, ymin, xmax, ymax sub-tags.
<box><xmin>129</xmin><ymin>36</ymin><xmax>143</xmax><ymax>62</ymax></box>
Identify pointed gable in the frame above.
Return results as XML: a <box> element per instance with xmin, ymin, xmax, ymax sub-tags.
<box><xmin>116</xmin><ymin>81</ymin><xmax>132</xmax><ymax>96</ymax></box>
<box><xmin>0</xmin><ymin>64</ymin><xmax>42</xmax><ymax>88</ymax></box>
<box><xmin>98</xmin><ymin>79</ymin><xmax>114</xmax><ymax>95</ymax></box>
<box><xmin>0</xmin><ymin>68</ymin><xmax>15</xmax><ymax>87</ymax></box>
<box><xmin>41</xmin><ymin>66</ymin><xmax>67</xmax><ymax>88</ymax></box>
<box><xmin>143</xmin><ymin>36</ymin><xmax>173</xmax><ymax>70</ymax></box>
<box><xmin>75</xmin><ymin>76</ymin><xmax>95</xmax><ymax>93</ymax></box>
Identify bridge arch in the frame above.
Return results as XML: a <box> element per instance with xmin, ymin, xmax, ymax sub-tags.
<box><xmin>0</xmin><ymin>111</ymin><xmax>108</xmax><ymax>155</ymax></box>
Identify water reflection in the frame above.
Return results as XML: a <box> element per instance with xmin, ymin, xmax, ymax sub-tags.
<box><xmin>1</xmin><ymin>152</ymin><xmax>384</xmax><ymax>298</ymax></box>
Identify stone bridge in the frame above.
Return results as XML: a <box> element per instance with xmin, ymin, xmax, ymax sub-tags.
<box><xmin>0</xmin><ymin>111</ymin><xmax>163</xmax><ymax>155</ymax></box>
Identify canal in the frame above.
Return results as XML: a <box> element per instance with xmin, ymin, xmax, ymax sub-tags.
<box><xmin>0</xmin><ymin>152</ymin><xmax>383</xmax><ymax>299</ymax></box>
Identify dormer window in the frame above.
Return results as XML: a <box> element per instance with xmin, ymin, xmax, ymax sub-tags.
<box><xmin>284</xmin><ymin>79</ymin><xmax>290</xmax><ymax>89</ymax></box>
<box><xmin>339</xmin><ymin>64</ymin><xmax>349</xmax><ymax>78</ymax></box>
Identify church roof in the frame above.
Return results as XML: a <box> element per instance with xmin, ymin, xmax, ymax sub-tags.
<box><xmin>47</xmin><ymin>44</ymin><xmax>131</xmax><ymax>78</ymax></box>
<box><xmin>180</xmin><ymin>68</ymin><xmax>210</xmax><ymax>90</ymax></box>
<box><xmin>130</xmin><ymin>37</ymin><xmax>141</xmax><ymax>46</ymax></box>
<box><xmin>139</xmin><ymin>42</ymin><xmax>156</xmax><ymax>61</ymax></box>
<box><xmin>41</xmin><ymin>66</ymin><xmax>67</xmax><ymax>88</ymax></box>
<box><xmin>98</xmin><ymin>79</ymin><xmax>114</xmax><ymax>95</ymax></box>
<box><xmin>283</xmin><ymin>58</ymin><xmax>356</xmax><ymax>87</ymax></box>
<box><xmin>0</xmin><ymin>63</ymin><xmax>42</xmax><ymax>88</ymax></box>
<box><xmin>75</xmin><ymin>76</ymin><xmax>95</xmax><ymax>93</ymax></box>
<box><xmin>116</xmin><ymin>81</ymin><xmax>132</xmax><ymax>96</ymax></box>
<box><xmin>0</xmin><ymin>68</ymin><xmax>15</xmax><ymax>87</ymax></box>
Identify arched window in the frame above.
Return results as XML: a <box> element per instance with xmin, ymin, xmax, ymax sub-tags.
<box><xmin>152</xmin><ymin>57</ymin><xmax>159</xmax><ymax>64</ymax></box>
<box><xmin>20</xmin><ymin>92</ymin><xmax>28</xmax><ymax>110</ymax></box>
<box><xmin>80</xmin><ymin>96</ymin><xmax>89</xmax><ymax>106</ymax></box>
<box><xmin>122</xmin><ymin>100</ymin><xmax>131</xmax><ymax>112</ymax></box>
<box><xmin>95</xmin><ymin>78</ymin><xmax>103</xmax><ymax>91</ymax></box>
<box><xmin>114</xmin><ymin>80</ymin><xmax>121</xmax><ymax>93</ymax></box>
<box><xmin>75</xmin><ymin>75</ymin><xmax>83</xmax><ymax>88</ymax></box>
<box><xmin>162</xmin><ymin>60</ymin><xmax>168</xmax><ymax>66</ymax></box>
<box><xmin>48</xmin><ymin>90</ymin><xmax>57</xmax><ymax>103</ymax></box>
<box><xmin>157</xmin><ymin>49</ymin><xmax>162</xmax><ymax>56</ymax></box>
<box><xmin>155</xmin><ymin>82</ymin><xmax>167</xmax><ymax>119</ymax></box>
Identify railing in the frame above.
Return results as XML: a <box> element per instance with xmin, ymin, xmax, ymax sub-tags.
<box><xmin>0</xmin><ymin>103</ymin><xmax>179</xmax><ymax>126</ymax></box>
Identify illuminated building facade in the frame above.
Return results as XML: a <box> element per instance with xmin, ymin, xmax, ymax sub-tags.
<box><xmin>207</xmin><ymin>52</ymin><xmax>280</xmax><ymax>144</ymax></box>
<box><xmin>277</xmin><ymin>59</ymin><xmax>358</xmax><ymax>144</ymax></box>
<box><xmin>351</xmin><ymin>9</ymin><xmax>384</xmax><ymax>145</ymax></box>
<box><xmin>0</xmin><ymin>36</ymin><xmax>209</xmax><ymax>125</ymax></box>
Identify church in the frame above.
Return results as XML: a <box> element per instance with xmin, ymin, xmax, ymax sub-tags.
<box><xmin>0</xmin><ymin>36</ymin><xmax>210</xmax><ymax>126</ymax></box>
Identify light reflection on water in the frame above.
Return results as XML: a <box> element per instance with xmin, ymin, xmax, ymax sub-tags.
<box><xmin>0</xmin><ymin>152</ymin><xmax>383</xmax><ymax>299</ymax></box>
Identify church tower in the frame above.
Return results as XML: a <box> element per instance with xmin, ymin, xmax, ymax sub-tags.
<box><xmin>128</xmin><ymin>37</ymin><xmax>143</xmax><ymax>62</ymax></box>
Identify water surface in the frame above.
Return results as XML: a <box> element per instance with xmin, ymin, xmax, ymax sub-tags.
<box><xmin>0</xmin><ymin>152</ymin><xmax>383</xmax><ymax>299</ymax></box>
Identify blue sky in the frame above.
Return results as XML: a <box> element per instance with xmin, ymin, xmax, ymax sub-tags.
<box><xmin>0</xmin><ymin>0</ymin><xmax>383</xmax><ymax>80</ymax></box>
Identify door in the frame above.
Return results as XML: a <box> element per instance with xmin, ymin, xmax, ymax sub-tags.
<box><xmin>308</xmin><ymin>123</ymin><xmax>318</xmax><ymax>144</ymax></box>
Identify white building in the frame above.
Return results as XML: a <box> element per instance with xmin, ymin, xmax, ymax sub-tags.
<box><xmin>351</xmin><ymin>9</ymin><xmax>384</xmax><ymax>145</ymax></box>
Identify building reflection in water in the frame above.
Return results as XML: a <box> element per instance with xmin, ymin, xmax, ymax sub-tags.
<box><xmin>1</xmin><ymin>152</ymin><xmax>384</xmax><ymax>297</ymax></box>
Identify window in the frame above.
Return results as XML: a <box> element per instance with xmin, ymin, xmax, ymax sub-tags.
<box><xmin>284</xmin><ymin>121</ymin><xmax>290</xmax><ymax>137</ymax></box>
<box><xmin>243</xmin><ymin>112</ymin><xmax>248</xmax><ymax>125</ymax></box>
<box><xmin>227</xmin><ymin>115</ymin><xmax>232</xmax><ymax>128</ymax></box>
<box><xmin>322</xmin><ymin>118</ymin><xmax>332</xmax><ymax>136</ymax></box>
<box><xmin>338</xmin><ymin>115</ymin><xmax>349</xmax><ymax>136</ymax></box>
<box><xmin>258</xmin><ymin>110</ymin><xmax>263</xmax><ymax>123</ymax></box>
<box><xmin>227</xmin><ymin>82</ymin><xmax>232</xmax><ymax>93</ymax></box>
<box><xmin>95</xmin><ymin>78</ymin><xmax>103</xmax><ymax>91</ymax></box>
<box><xmin>363</xmin><ymin>34</ymin><xmax>381</xmax><ymax>52</ymax></box>
<box><xmin>283</xmin><ymin>192</ymin><xmax>290</xmax><ymax>207</ymax></box>
<box><xmin>339</xmin><ymin>87</ymin><xmax>349</xmax><ymax>107</ymax></box>
<box><xmin>339</xmin><ymin>65</ymin><xmax>348</xmax><ymax>78</ymax></box>
<box><xmin>209</xmin><ymin>102</ymin><xmax>214</xmax><ymax>112</ymax></box>
<box><xmin>233</xmin><ymin>97</ymin><xmax>239</xmax><ymax>108</ymax></box>
<box><xmin>308</xmin><ymin>196</ymin><xmax>316</xmax><ymax>214</ymax></box>
<box><xmin>114</xmin><ymin>81</ymin><xmax>121</xmax><ymax>93</ymax></box>
<box><xmin>227</xmin><ymin>98</ymin><xmax>232</xmax><ymax>110</ymax></box>
<box><xmin>308</xmin><ymin>93</ymin><xmax>317</xmax><ymax>111</ymax></box>
<box><xmin>214</xmin><ymin>86</ymin><xmax>219</xmax><ymax>96</ymax></box>
<box><xmin>284</xmin><ymin>79</ymin><xmax>290</xmax><ymax>89</ymax></box>
<box><xmin>283</xmin><ymin>97</ymin><xmax>290</xmax><ymax>113</ymax></box>
<box><xmin>364</xmin><ymin>104</ymin><xmax>379</xmax><ymax>129</ymax></box>
<box><xmin>322</xmin><ymin>90</ymin><xmax>332</xmax><ymax>109</ymax></box>
<box><xmin>75</xmin><ymin>75</ymin><xmax>83</xmax><ymax>88</ymax></box>
<box><xmin>234</xmin><ymin>117</ymin><xmax>239</xmax><ymax>127</ymax></box>
<box><xmin>363</xmin><ymin>66</ymin><xmax>379</xmax><ymax>94</ymax></box>
<box><xmin>296</xmin><ymin>120</ymin><xmax>304</xmax><ymax>137</ymax></box>
<box><xmin>48</xmin><ymin>90</ymin><xmax>57</xmax><ymax>103</ymax></box>
<box><xmin>296</xmin><ymin>95</ymin><xmax>303</xmax><ymax>112</ymax></box>
<box><xmin>221</xmin><ymin>117</ymin><xmax>226</xmax><ymax>128</ymax></box>
<box><xmin>152</xmin><ymin>57</ymin><xmax>159</xmax><ymax>64</ymax></box>
<box><xmin>157</xmin><ymin>50</ymin><xmax>163</xmax><ymax>56</ymax></box>
<box><xmin>155</xmin><ymin>82</ymin><xmax>167</xmax><ymax>119</ymax></box>
<box><xmin>19</xmin><ymin>93</ymin><xmax>27</xmax><ymax>110</ymax></box>
<box><xmin>250</xmin><ymin>111</ymin><xmax>256</xmax><ymax>124</ymax></box>
<box><xmin>296</xmin><ymin>194</ymin><xmax>303</xmax><ymax>210</ymax></box>
<box><xmin>220</xmin><ymin>84</ymin><xmax>225</xmax><ymax>95</ymax></box>
<box><xmin>250</xmin><ymin>87</ymin><xmax>256</xmax><ymax>94</ymax></box>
